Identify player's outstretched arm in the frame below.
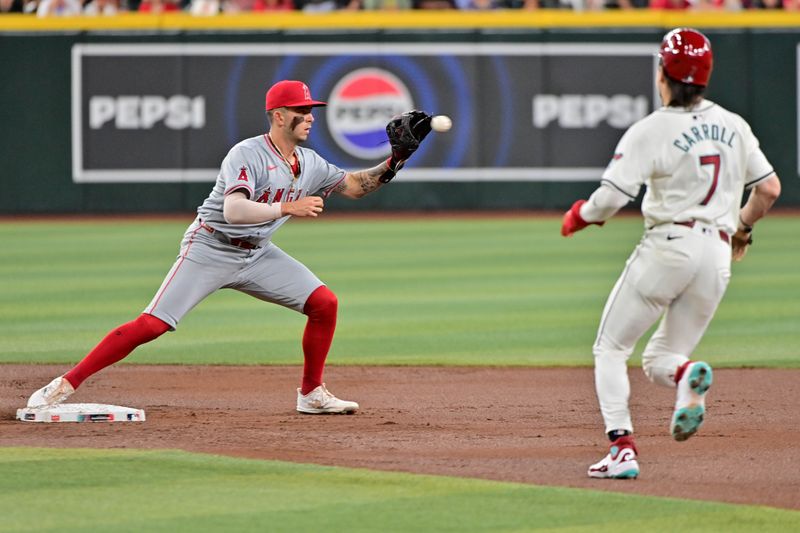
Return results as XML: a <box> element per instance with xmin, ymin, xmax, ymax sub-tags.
<box><xmin>561</xmin><ymin>184</ymin><xmax>630</xmax><ymax>237</ymax></box>
<box><xmin>334</xmin><ymin>162</ymin><xmax>392</xmax><ymax>199</ymax></box>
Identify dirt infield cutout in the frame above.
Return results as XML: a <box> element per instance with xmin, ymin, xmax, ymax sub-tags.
<box><xmin>2</xmin><ymin>364</ymin><xmax>798</xmax><ymax>510</ymax></box>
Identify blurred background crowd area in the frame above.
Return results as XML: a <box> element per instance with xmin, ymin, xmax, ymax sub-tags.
<box><xmin>0</xmin><ymin>0</ymin><xmax>795</xmax><ymax>17</ymax></box>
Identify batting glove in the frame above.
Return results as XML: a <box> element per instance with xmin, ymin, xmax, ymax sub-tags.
<box><xmin>561</xmin><ymin>199</ymin><xmax>604</xmax><ymax>237</ymax></box>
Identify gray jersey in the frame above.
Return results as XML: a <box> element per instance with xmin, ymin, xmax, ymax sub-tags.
<box><xmin>196</xmin><ymin>134</ymin><xmax>346</xmax><ymax>243</ymax></box>
<box><xmin>144</xmin><ymin>134</ymin><xmax>344</xmax><ymax>328</ymax></box>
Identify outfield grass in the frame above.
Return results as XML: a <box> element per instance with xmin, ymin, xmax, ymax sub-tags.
<box><xmin>1</xmin><ymin>448</ymin><xmax>797</xmax><ymax>533</ymax></box>
<box><xmin>0</xmin><ymin>215</ymin><xmax>797</xmax><ymax>367</ymax></box>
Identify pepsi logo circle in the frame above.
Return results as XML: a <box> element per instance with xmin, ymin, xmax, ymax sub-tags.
<box><xmin>326</xmin><ymin>68</ymin><xmax>414</xmax><ymax>160</ymax></box>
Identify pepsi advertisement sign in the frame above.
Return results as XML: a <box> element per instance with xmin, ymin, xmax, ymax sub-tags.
<box><xmin>327</xmin><ymin>68</ymin><xmax>414</xmax><ymax>159</ymax></box>
<box><xmin>72</xmin><ymin>43</ymin><xmax>657</xmax><ymax>183</ymax></box>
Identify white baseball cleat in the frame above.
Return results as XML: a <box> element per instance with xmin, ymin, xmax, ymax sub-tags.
<box><xmin>588</xmin><ymin>436</ymin><xmax>640</xmax><ymax>479</ymax></box>
<box><xmin>671</xmin><ymin>361</ymin><xmax>713</xmax><ymax>442</ymax></box>
<box><xmin>296</xmin><ymin>383</ymin><xmax>359</xmax><ymax>414</ymax></box>
<box><xmin>27</xmin><ymin>375</ymin><xmax>75</xmax><ymax>408</ymax></box>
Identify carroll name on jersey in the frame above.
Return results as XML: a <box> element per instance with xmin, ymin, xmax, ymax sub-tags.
<box><xmin>672</xmin><ymin>124</ymin><xmax>736</xmax><ymax>153</ymax></box>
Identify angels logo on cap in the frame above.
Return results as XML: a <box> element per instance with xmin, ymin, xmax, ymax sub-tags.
<box><xmin>327</xmin><ymin>68</ymin><xmax>414</xmax><ymax>159</ymax></box>
<box><xmin>265</xmin><ymin>80</ymin><xmax>327</xmax><ymax>111</ymax></box>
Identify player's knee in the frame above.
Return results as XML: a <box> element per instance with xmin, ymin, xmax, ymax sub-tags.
<box><xmin>641</xmin><ymin>351</ymin><xmax>685</xmax><ymax>387</ymax></box>
<box><xmin>642</xmin><ymin>361</ymin><xmax>676</xmax><ymax>387</ymax></box>
<box><xmin>592</xmin><ymin>344</ymin><xmax>626</xmax><ymax>363</ymax></box>
<box><xmin>641</xmin><ymin>350</ymin><xmax>664</xmax><ymax>382</ymax></box>
<box><xmin>304</xmin><ymin>286</ymin><xmax>338</xmax><ymax>319</ymax></box>
<box><xmin>136</xmin><ymin>313</ymin><xmax>170</xmax><ymax>339</ymax></box>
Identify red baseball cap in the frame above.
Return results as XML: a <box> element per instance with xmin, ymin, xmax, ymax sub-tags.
<box><xmin>265</xmin><ymin>80</ymin><xmax>327</xmax><ymax>111</ymax></box>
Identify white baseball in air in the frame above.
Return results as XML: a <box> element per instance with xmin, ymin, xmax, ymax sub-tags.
<box><xmin>431</xmin><ymin>115</ymin><xmax>452</xmax><ymax>132</ymax></box>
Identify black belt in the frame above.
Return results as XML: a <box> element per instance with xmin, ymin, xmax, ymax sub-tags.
<box><xmin>198</xmin><ymin>220</ymin><xmax>260</xmax><ymax>250</ymax></box>
<box><xmin>673</xmin><ymin>220</ymin><xmax>730</xmax><ymax>244</ymax></box>
<box><xmin>228</xmin><ymin>238</ymin><xmax>259</xmax><ymax>250</ymax></box>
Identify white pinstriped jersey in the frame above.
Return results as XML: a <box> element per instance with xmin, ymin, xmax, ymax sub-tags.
<box><xmin>196</xmin><ymin>134</ymin><xmax>346</xmax><ymax>241</ymax></box>
<box><xmin>602</xmin><ymin>99</ymin><xmax>774</xmax><ymax>235</ymax></box>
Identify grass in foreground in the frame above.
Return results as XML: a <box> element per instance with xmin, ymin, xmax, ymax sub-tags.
<box><xmin>0</xmin><ymin>215</ymin><xmax>797</xmax><ymax>367</ymax></box>
<box><xmin>0</xmin><ymin>448</ymin><xmax>797</xmax><ymax>533</ymax></box>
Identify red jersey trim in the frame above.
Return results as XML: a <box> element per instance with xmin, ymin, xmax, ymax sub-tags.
<box><xmin>264</xmin><ymin>133</ymin><xmax>280</xmax><ymax>158</ymax></box>
<box><xmin>322</xmin><ymin>173</ymin><xmax>347</xmax><ymax>198</ymax></box>
<box><xmin>264</xmin><ymin>133</ymin><xmax>299</xmax><ymax>177</ymax></box>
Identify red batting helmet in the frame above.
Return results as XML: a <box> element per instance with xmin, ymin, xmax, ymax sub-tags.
<box><xmin>265</xmin><ymin>80</ymin><xmax>327</xmax><ymax>111</ymax></box>
<box><xmin>659</xmin><ymin>28</ymin><xmax>713</xmax><ymax>87</ymax></box>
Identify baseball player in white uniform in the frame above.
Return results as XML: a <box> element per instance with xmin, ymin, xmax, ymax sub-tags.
<box><xmin>28</xmin><ymin>80</ymin><xmax>431</xmax><ymax>415</ymax></box>
<box><xmin>561</xmin><ymin>28</ymin><xmax>781</xmax><ymax>479</ymax></box>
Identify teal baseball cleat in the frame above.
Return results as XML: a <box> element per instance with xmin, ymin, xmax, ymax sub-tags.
<box><xmin>671</xmin><ymin>361</ymin><xmax>713</xmax><ymax>442</ymax></box>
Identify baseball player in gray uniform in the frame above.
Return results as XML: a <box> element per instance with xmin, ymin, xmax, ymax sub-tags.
<box><xmin>28</xmin><ymin>80</ymin><xmax>431</xmax><ymax>415</ymax></box>
<box><xmin>561</xmin><ymin>28</ymin><xmax>781</xmax><ymax>478</ymax></box>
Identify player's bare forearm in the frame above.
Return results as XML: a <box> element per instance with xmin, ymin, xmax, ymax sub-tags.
<box><xmin>739</xmin><ymin>174</ymin><xmax>781</xmax><ymax>228</ymax></box>
<box><xmin>335</xmin><ymin>161</ymin><xmax>391</xmax><ymax>199</ymax></box>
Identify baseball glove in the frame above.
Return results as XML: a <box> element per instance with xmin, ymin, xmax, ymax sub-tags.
<box><xmin>731</xmin><ymin>228</ymin><xmax>753</xmax><ymax>262</ymax></box>
<box><xmin>381</xmin><ymin>110</ymin><xmax>432</xmax><ymax>183</ymax></box>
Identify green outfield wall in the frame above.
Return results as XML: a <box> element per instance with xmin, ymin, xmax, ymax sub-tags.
<box><xmin>1</xmin><ymin>13</ymin><xmax>798</xmax><ymax>213</ymax></box>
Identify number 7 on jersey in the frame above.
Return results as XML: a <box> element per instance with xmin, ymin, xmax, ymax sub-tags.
<box><xmin>699</xmin><ymin>154</ymin><xmax>721</xmax><ymax>206</ymax></box>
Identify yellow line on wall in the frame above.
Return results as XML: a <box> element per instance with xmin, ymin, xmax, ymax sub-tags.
<box><xmin>1</xmin><ymin>11</ymin><xmax>799</xmax><ymax>32</ymax></box>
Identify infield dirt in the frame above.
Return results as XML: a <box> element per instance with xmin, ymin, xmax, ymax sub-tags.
<box><xmin>2</xmin><ymin>364</ymin><xmax>798</xmax><ymax>510</ymax></box>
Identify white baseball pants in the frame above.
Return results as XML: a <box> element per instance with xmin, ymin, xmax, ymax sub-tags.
<box><xmin>593</xmin><ymin>221</ymin><xmax>731</xmax><ymax>433</ymax></box>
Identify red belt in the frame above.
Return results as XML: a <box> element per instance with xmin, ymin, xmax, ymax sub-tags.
<box><xmin>674</xmin><ymin>221</ymin><xmax>730</xmax><ymax>244</ymax></box>
<box><xmin>199</xmin><ymin>220</ymin><xmax>260</xmax><ymax>250</ymax></box>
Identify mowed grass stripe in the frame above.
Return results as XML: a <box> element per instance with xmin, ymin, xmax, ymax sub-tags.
<box><xmin>0</xmin><ymin>448</ymin><xmax>797</xmax><ymax>533</ymax></box>
<box><xmin>0</xmin><ymin>216</ymin><xmax>797</xmax><ymax>366</ymax></box>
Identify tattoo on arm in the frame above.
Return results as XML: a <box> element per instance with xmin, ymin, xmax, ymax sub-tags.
<box><xmin>333</xmin><ymin>179</ymin><xmax>348</xmax><ymax>194</ymax></box>
<box><xmin>350</xmin><ymin>161</ymin><xmax>391</xmax><ymax>195</ymax></box>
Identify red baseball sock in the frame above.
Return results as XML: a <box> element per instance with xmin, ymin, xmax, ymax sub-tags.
<box><xmin>301</xmin><ymin>286</ymin><xmax>338</xmax><ymax>395</ymax></box>
<box><xmin>64</xmin><ymin>313</ymin><xmax>170</xmax><ymax>389</ymax></box>
<box><xmin>674</xmin><ymin>360</ymin><xmax>692</xmax><ymax>385</ymax></box>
